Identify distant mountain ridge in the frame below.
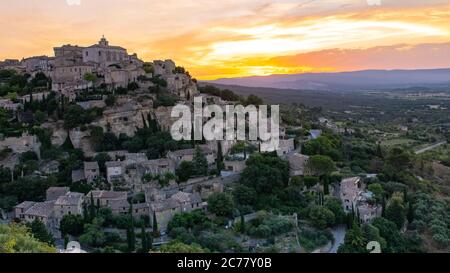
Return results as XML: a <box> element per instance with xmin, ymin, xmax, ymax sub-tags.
<box><xmin>205</xmin><ymin>68</ymin><xmax>450</xmax><ymax>91</ymax></box>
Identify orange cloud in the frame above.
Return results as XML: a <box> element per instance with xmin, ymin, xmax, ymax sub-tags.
<box><xmin>1</xmin><ymin>1</ymin><xmax>450</xmax><ymax>79</ymax></box>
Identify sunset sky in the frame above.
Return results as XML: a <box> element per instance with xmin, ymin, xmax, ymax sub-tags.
<box><xmin>1</xmin><ymin>0</ymin><xmax>450</xmax><ymax>79</ymax></box>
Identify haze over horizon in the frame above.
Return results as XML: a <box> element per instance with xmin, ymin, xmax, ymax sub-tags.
<box><xmin>2</xmin><ymin>0</ymin><xmax>450</xmax><ymax>80</ymax></box>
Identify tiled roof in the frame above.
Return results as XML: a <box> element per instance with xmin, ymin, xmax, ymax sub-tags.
<box><xmin>105</xmin><ymin>161</ymin><xmax>122</xmax><ymax>168</ymax></box>
<box><xmin>55</xmin><ymin>192</ymin><xmax>84</xmax><ymax>206</ymax></box>
<box><xmin>89</xmin><ymin>190</ymin><xmax>127</xmax><ymax>200</ymax></box>
<box><xmin>71</xmin><ymin>169</ymin><xmax>85</xmax><ymax>182</ymax></box>
<box><xmin>84</xmin><ymin>161</ymin><xmax>99</xmax><ymax>170</ymax></box>
<box><xmin>15</xmin><ymin>201</ymin><xmax>36</xmax><ymax>209</ymax></box>
<box><xmin>24</xmin><ymin>201</ymin><xmax>55</xmax><ymax>217</ymax></box>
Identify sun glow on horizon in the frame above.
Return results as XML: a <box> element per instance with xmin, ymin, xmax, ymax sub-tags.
<box><xmin>1</xmin><ymin>1</ymin><xmax>450</xmax><ymax>80</ymax></box>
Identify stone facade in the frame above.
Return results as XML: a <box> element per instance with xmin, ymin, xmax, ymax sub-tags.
<box><xmin>286</xmin><ymin>153</ymin><xmax>310</xmax><ymax>176</ymax></box>
<box><xmin>87</xmin><ymin>190</ymin><xmax>129</xmax><ymax>215</ymax></box>
<box><xmin>339</xmin><ymin>177</ymin><xmax>381</xmax><ymax>224</ymax></box>
<box><xmin>0</xmin><ymin>133</ymin><xmax>41</xmax><ymax>160</ymax></box>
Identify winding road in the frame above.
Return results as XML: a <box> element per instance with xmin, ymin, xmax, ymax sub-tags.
<box><xmin>328</xmin><ymin>225</ymin><xmax>346</xmax><ymax>253</ymax></box>
<box><xmin>415</xmin><ymin>141</ymin><xmax>447</xmax><ymax>155</ymax></box>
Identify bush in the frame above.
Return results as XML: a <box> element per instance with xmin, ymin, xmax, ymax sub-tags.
<box><xmin>298</xmin><ymin>228</ymin><xmax>333</xmax><ymax>252</ymax></box>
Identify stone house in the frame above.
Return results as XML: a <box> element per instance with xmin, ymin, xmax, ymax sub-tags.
<box><xmin>276</xmin><ymin>138</ymin><xmax>296</xmax><ymax>156</ymax></box>
<box><xmin>82</xmin><ymin>37</ymin><xmax>128</xmax><ymax>68</ymax></box>
<box><xmin>149</xmin><ymin>191</ymin><xmax>205</xmax><ymax>233</ymax></box>
<box><xmin>84</xmin><ymin>161</ymin><xmax>100</xmax><ymax>183</ymax></box>
<box><xmin>339</xmin><ymin>177</ymin><xmax>381</xmax><ymax>224</ymax></box>
<box><xmin>340</xmin><ymin>177</ymin><xmax>362</xmax><ymax>212</ymax></box>
<box><xmin>0</xmin><ymin>133</ymin><xmax>41</xmax><ymax>159</ymax></box>
<box><xmin>14</xmin><ymin>201</ymin><xmax>57</xmax><ymax>230</ymax></box>
<box><xmin>14</xmin><ymin>201</ymin><xmax>36</xmax><ymax>221</ymax></box>
<box><xmin>86</xmin><ymin>190</ymin><xmax>129</xmax><ymax>215</ymax></box>
<box><xmin>167</xmin><ymin>146</ymin><xmax>216</xmax><ymax>168</ymax></box>
<box><xmin>223</xmin><ymin>160</ymin><xmax>247</xmax><ymax>173</ymax></box>
<box><xmin>105</xmin><ymin>161</ymin><xmax>124</xmax><ymax>184</ymax></box>
<box><xmin>22</xmin><ymin>55</ymin><xmax>52</xmax><ymax>73</ymax></box>
<box><xmin>46</xmin><ymin>187</ymin><xmax>70</xmax><ymax>201</ymax></box>
<box><xmin>54</xmin><ymin>192</ymin><xmax>85</xmax><ymax>226</ymax></box>
<box><xmin>132</xmin><ymin>202</ymin><xmax>149</xmax><ymax>218</ymax></box>
<box><xmin>286</xmin><ymin>153</ymin><xmax>310</xmax><ymax>176</ymax></box>
<box><xmin>96</xmin><ymin>101</ymin><xmax>150</xmax><ymax>137</ymax></box>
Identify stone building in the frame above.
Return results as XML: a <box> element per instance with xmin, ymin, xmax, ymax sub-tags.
<box><xmin>54</xmin><ymin>192</ymin><xmax>85</xmax><ymax>223</ymax></box>
<box><xmin>0</xmin><ymin>133</ymin><xmax>41</xmax><ymax>159</ymax></box>
<box><xmin>167</xmin><ymin>146</ymin><xmax>216</xmax><ymax>168</ymax></box>
<box><xmin>286</xmin><ymin>153</ymin><xmax>310</xmax><ymax>176</ymax></box>
<box><xmin>223</xmin><ymin>160</ymin><xmax>247</xmax><ymax>173</ymax></box>
<box><xmin>22</xmin><ymin>55</ymin><xmax>53</xmax><ymax>73</ymax></box>
<box><xmin>71</xmin><ymin>161</ymin><xmax>100</xmax><ymax>183</ymax></box>
<box><xmin>14</xmin><ymin>201</ymin><xmax>57</xmax><ymax>230</ymax></box>
<box><xmin>105</xmin><ymin>161</ymin><xmax>123</xmax><ymax>184</ymax></box>
<box><xmin>86</xmin><ymin>190</ymin><xmax>129</xmax><ymax>215</ymax></box>
<box><xmin>82</xmin><ymin>36</ymin><xmax>128</xmax><ymax>68</ymax></box>
<box><xmin>339</xmin><ymin>177</ymin><xmax>381</xmax><ymax>224</ymax></box>
<box><xmin>84</xmin><ymin>161</ymin><xmax>100</xmax><ymax>183</ymax></box>
<box><xmin>46</xmin><ymin>187</ymin><xmax>70</xmax><ymax>201</ymax></box>
<box><xmin>95</xmin><ymin>101</ymin><xmax>150</xmax><ymax>137</ymax></box>
<box><xmin>104</xmin><ymin>64</ymin><xmax>145</xmax><ymax>89</ymax></box>
<box><xmin>149</xmin><ymin>191</ymin><xmax>205</xmax><ymax>233</ymax></box>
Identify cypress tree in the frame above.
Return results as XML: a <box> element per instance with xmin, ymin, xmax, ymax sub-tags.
<box><xmin>152</xmin><ymin>211</ymin><xmax>158</xmax><ymax>233</ymax></box>
<box><xmin>141</xmin><ymin>224</ymin><xmax>150</xmax><ymax>253</ymax></box>
<box><xmin>240</xmin><ymin>214</ymin><xmax>246</xmax><ymax>233</ymax></box>
<box><xmin>216</xmin><ymin>141</ymin><xmax>224</xmax><ymax>171</ymax></box>
<box><xmin>89</xmin><ymin>193</ymin><xmax>96</xmax><ymax>221</ymax></box>
<box><xmin>127</xmin><ymin>203</ymin><xmax>136</xmax><ymax>252</ymax></box>
<box><xmin>323</xmin><ymin>176</ymin><xmax>330</xmax><ymax>195</ymax></box>
<box><xmin>82</xmin><ymin>202</ymin><xmax>89</xmax><ymax>223</ymax></box>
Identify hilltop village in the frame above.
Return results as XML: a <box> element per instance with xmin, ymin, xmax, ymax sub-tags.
<box><xmin>0</xmin><ymin>37</ymin><xmax>449</xmax><ymax>253</ymax></box>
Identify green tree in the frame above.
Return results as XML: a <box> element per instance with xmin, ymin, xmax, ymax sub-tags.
<box><xmin>0</xmin><ymin>224</ymin><xmax>56</xmax><ymax>253</ymax></box>
<box><xmin>127</xmin><ymin>204</ymin><xmax>136</xmax><ymax>252</ymax></box>
<box><xmin>207</xmin><ymin>193</ymin><xmax>235</xmax><ymax>218</ymax></box>
<box><xmin>307</xmin><ymin>155</ymin><xmax>335</xmax><ymax>177</ymax></box>
<box><xmin>158</xmin><ymin>241</ymin><xmax>206</xmax><ymax>253</ymax></box>
<box><xmin>27</xmin><ymin>219</ymin><xmax>54</xmax><ymax>245</ymax></box>
<box><xmin>368</xmin><ymin>183</ymin><xmax>385</xmax><ymax>204</ymax></box>
<box><xmin>63</xmin><ymin>105</ymin><xmax>87</xmax><ymax>129</ymax></box>
<box><xmin>84</xmin><ymin>72</ymin><xmax>98</xmax><ymax>90</ymax></box>
<box><xmin>385</xmin><ymin>193</ymin><xmax>406</xmax><ymax>229</ymax></box>
<box><xmin>240</xmin><ymin>153</ymin><xmax>289</xmax><ymax>195</ymax></box>
<box><xmin>152</xmin><ymin>211</ymin><xmax>158</xmax><ymax>233</ymax></box>
<box><xmin>386</xmin><ymin>147</ymin><xmax>411</xmax><ymax>171</ymax></box>
<box><xmin>338</xmin><ymin>222</ymin><xmax>367</xmax><ymax>253</ymax></box>
<box><xmin>309</xmin><ymin>206</ymin><xmax>335</xmax><ymax>229</ymax></box>
<box><xmin>176</xmin><ymin>161</ymin><xmax>195</xmax><ymax>182</ymax></box>
<box><xmin>233</xmin><ymin>184</ymin><xmax>257</xmax><ymax>207</ymax></box>
<box><xmin>193</xmin><ymin>146</ymin><xmax>208</xmax><ymax>176</ymax></box>
<box><xmin>324</xmin><ymin>196</ymin><xmax>346</xmax><ymax>225</ymax></box>
<box><xmin>60</xmin><ymin>214</ymin><xmax>84</xmax><ymax>236</ymax></box>
<box><xmin>93</xmin><ymin>152</ymin><xmax>112</xmax><ymax>174</ymax></box>
<box><xmin>79</xmin><ymin>217</ymin><xmax>106</xmax><ymax>248</ymax></box>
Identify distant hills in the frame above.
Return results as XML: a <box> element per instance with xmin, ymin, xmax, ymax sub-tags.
<box><xmin>204</xmin><ymin>68</ymin><xmax>450</xmax><ymax>91</ymax></box>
